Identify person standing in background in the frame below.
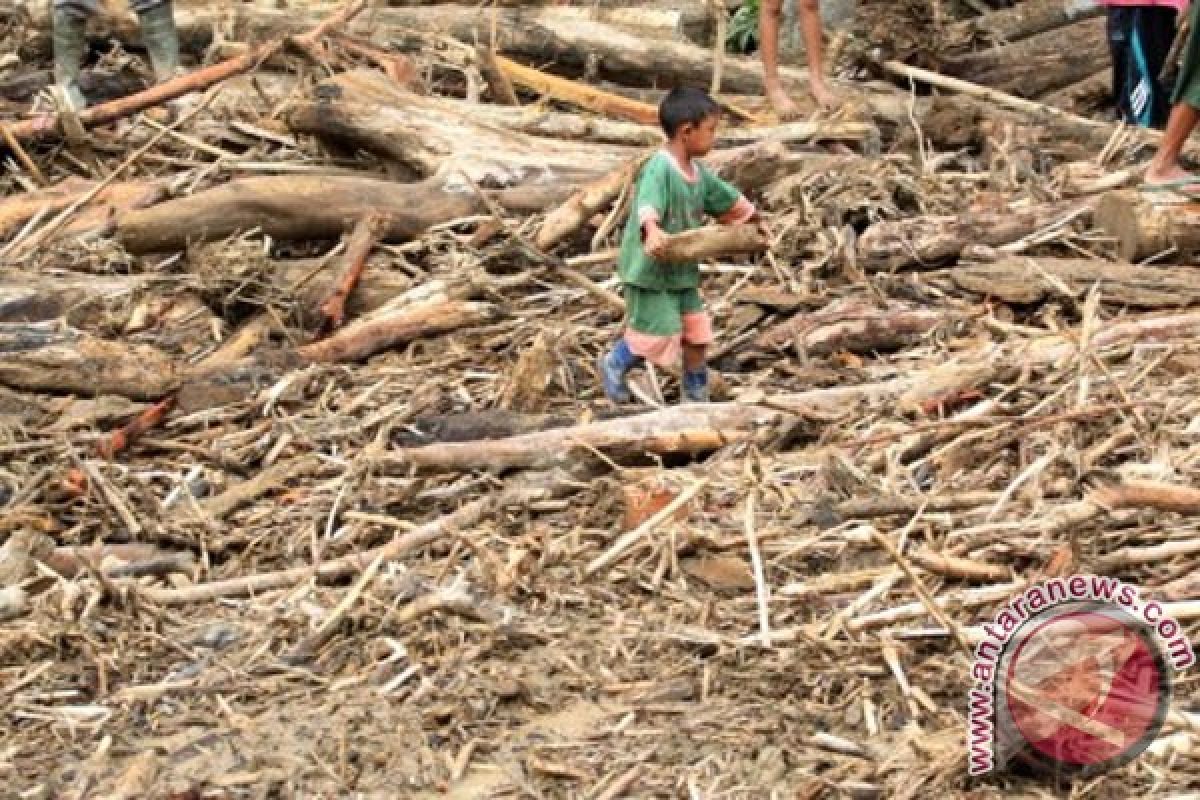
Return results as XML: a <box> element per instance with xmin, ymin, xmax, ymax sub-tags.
<box><xmin>1103</xmin><ymin>0</ymin><xmax>1188</xmax><ymax>129</ymax></box>
<box><xmin>759</xmin><ymin>0</ymin><xmax>836</xmax><ymax>117</ymax></box>
<box><xmin>1142</xmin><ymin>0</ymin><xmax>1200</xmax><ymax>193</ymax></box>
<box><xmin>52</xmin><ymin>0</ymin><xmax>181</xmax><ymax>111</ymax></box>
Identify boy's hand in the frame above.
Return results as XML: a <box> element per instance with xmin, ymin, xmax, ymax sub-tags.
<box><xmin>643</xmin><ymin>223</ymin><xmax>669</xmax><ymax>259</ymax></box>
<box><xmin>755</xmin><ymin>216</ymin><xmax>771</xmax><ymax>239</ymax></box>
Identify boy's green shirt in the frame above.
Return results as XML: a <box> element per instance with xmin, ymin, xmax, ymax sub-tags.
<box><xmin>617</xmin><ymin>150</ymin><xmax>744</xmax><ymax>291</ymax></box>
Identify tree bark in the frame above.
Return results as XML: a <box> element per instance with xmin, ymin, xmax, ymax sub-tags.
<box><xmin>946</xmin><ymin>256</ymin><xmax>1200</xmax><ymax>309</ymax></box>
<box><xmin>942</xmin><ymin>16</ymin><xmax>1108</xmax><ymax>97</ymax></box>
<box><xmin>1095</xmin><ymin>190</ymin><xmax>1200</xmax><ymax>262</ymax></box>
<box><xmin>944</xmin><ymin>0</ymin><xmax>1102</xmax><ymax>49</ymax></box>
<box><xmin>856</xmin><ymin>200</ymin><xmax>1091</xmax><ymax>271</ymax></box>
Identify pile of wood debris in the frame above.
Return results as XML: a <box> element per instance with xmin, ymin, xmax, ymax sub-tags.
<box><xmin>3</xmin><ymin>0</ymin><xmax>1200</xmax><ymax>796</ymax></box>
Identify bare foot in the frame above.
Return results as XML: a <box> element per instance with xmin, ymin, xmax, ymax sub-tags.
<box><xmin>809</xmin><ymin>78</ymin><xmax>838</xmax><ymax>111</ymax></box>
<box><xmin>766</xmin><ymin>85</ymin><xmax>801</xmax><ymax>121</ymax></box>
<box><xmin>1144</xmin><ymin>163</ymin><xmax>1200</xmax><ymax>186</ymax></box>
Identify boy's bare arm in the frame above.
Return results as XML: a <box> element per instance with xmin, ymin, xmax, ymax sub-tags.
<box><xmin>642</xmin><ymin>218</ymin><xmax>670</xmax><ymax>258</ymax></box>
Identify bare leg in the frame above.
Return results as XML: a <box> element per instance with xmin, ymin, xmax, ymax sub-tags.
<box><xmin>759</xmin><ymin>0</ymin><xmax>801</xmax><ymax>119</ymax></box>
<box><xmin>798</xmin><ymin>0</ymin><xmax>836</xmax><ymax>108</ymax></box>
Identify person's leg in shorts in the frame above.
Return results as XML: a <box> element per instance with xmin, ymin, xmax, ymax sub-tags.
<box><xmin>678</xmin><ymin>288</ymin><xmax>714</xmax><ymax>403</ymax></box>
<box><xmin>1109</xmin><ymin>6</ymin><xmax>1178</xmax><ymax>129</ymax></box>
<box><xmin>1146</xmin><ymin>1</ymin><xmax>1200</xmax><ymax>191</ymax></box>
<box><xmin>598</xmin><ymin>286</ymin><xmax>684</xmax><ymax>404</ymax></box>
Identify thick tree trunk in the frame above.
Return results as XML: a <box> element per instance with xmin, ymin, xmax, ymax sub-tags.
<box><xmin>946</xmin><ymin>257</ymin><xmax>1200</xmax><ymax>309</ymax></box>
<box><xmin>942</xmin><ymin>16</ymin><xmax>1108</xmax><ymax>97</ymax></box>
<box><xmin>944</xmin><ymin>0</ymin><xmax>1102</xmax><ymax>49</ymax></box>
<box><xmin>285</xmin><ymin>70</ymin><xmax>635</xmax><ymax>185</ymax></box>
<box><xmin>391</xmin><ymin>403</ymin><xmax>784</xmax><ymax>473</ymax></box>
<box><xmin>1095</xmin><ymin>190</ymin><xmax>1200</xmax><ymax>262</ymax></box>
<box><xmin>856</xmin><ymin>200</ymin><xmax>1090</xmax><ymax>271</ymax></box>
<box><xmin>114</xmin><ymin>175</ymin><xmax>571</xmax><ymax>253</ymax></box>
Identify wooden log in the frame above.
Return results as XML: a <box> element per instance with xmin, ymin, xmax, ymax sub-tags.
<box><xmin>942</xmin><ymin>16</ymin><xmax>1108</xmax><ymax>97</ymax></box>
<box><xmin>297</xmin><ymin>299</ymin><xmax>502</xmax><ymax>364</ymax></box>
<box><xmin>856</xmin><ymin>200</ymin><xmax>1090</xmax><ymax>271</ymax></box>
<box><xmin>494</xmin><ymin>55</ymin><xmax>659</xmax><ymax>125</ymax></box>
<box><xmin>315</xmin><ymin>212</ymin><xmax>387</xmax><ymax>332</ymax></box>
<box><xmin>944</xmin><ymin>0</ymin><xmax>1102</xmax><ymax>48</ymax></box>
<box><xmin>536</xmin><ymin>155</ymin><xmax>646</xmax><ymax>251</ymax></box>
<box><xmin>392</xmin><ymin>403</ymin><xmax>784</xmax><ymax>473</ymax></box>
<box><xmin>750</xmin><ymin>299</ymin><xmax>954</xmax><ymax>356</ymax></box>
<box><xmin>0</xmin><ymin>178</ymin><xmax>163</xmax><ymax>241</ymax></box>
<box><xmin>657</xmin><ymin>224</ymin><xmax>767</xmax><ymax>263</ymax></box>
<box><xmin>114</xmin><ymin>174</ymin><xmax>572</xmax><ymax>253</ymax></box>
<box><xmin>0</xmin><ymin>271</ymin><xmax>157</xmax><ymax>326</ymax></box>
<box><xmin>0</xmin><ymin>324</ymin><xmax>181</xmax><ymax>399</ymax></box>
<box><xmin>947</xmin><ymin>257</ymin><xmax>1200</xmax><ymax>309</ymax></box>
<box><xmin>285</xmin><ymin>70</ymin><xmax>633</xmax><ymax>185</ymax></box>
<box><xmin>1040</xmin><ymin>69</ymin><xmax>1111</xmax><ymax>113</ymax></box>
<box><xmin>1095</xmin><ymin>190</ymin><xmax>1200</xmax><ymax>262</ymax></box>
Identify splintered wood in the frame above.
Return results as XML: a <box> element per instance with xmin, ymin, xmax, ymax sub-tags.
<box><xmin>2</xmin><ymin>0</ymin><xmax>1200</xmax><ymax>797</ymax></box>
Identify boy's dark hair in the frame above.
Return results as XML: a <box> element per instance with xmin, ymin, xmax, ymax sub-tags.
<box><xmin>659</xmin><ymin>87</ymin><xmax>720</xmax><ymax>137</ymax></box>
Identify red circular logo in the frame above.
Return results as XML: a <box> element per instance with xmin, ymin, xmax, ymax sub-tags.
<box><xmin>998</xmin><ymin>604</ymin><xmax>1171</xmax><ymax>775</ymax></box>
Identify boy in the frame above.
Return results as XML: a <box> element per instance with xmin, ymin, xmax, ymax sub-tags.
<box><xmin>52</xmin><ymin>0</ymin><xmax>181</xmax><ymax>111</ymax></box>
<box><xmin>1102</xmin><ymin>0</ymin><xmax>1187</xmax><ymax>129</ymax></box>
<box><xmin>597</xmin><ymin>87</ymin><xmax>763</xmax><ymax>405</ymax></box>
<box><xmin>761</xmin><ymin>0</ymin><xmax>838</xmax><ymax>117</ymax></box>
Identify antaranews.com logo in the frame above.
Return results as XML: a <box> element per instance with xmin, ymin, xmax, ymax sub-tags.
<box><xmin>968</xmin><ymin>574</ymin><xmax>1195</xmax><ymax>778</ymax></box>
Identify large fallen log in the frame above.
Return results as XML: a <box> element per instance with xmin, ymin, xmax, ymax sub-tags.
<box><xmin>1095</xmin><ymin>191</ymin><xmax>1200</xmax><ymax>262</ymax></box>
<box><xmin>285</xmin><ymin>70</ymin><xmax>634</xmax><ymax>185</ymax></box>
<box><xmin>856</xmin><ymin>200</ymin><xmax>1090</xmax><ymax>271</ymax></box>
<box><xmin>942</xmin><ymin>16</ymin><xmax>1108</xmax><ymax>97</ymax></box>
<box><xmin>114</xmin><ymin>174</ymin><xmax>573</xmax><ymax>253</ymax></box>
<box><xmin>946</xmin><ymin>257</ymin><xmax>1200</xmax><ymax>308</ymax></box>
<box><xmin>944</xmin><ymin>0</ymin><xmax>1102</xmax><ymax>49</ymax></box>
<box><xmin>0</xmin><ymin>272</ymin><xmax>159</xmax><ymax>326</ymax></box>
<box><xmin>391</xmin><ymin>404</ymin><xmax>784</xmax><ymax>473</ymax></box>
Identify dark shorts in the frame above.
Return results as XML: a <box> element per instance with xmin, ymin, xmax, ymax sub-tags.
<box><xmin>1108</xmin><ymin>5</ymin><xmax>1179</xmax><ymax>129</ymax></box>
<box><xmin>1173</xmin><ymin>0</ymin><xmax>1200</xmax><ymax>110</ymax></box>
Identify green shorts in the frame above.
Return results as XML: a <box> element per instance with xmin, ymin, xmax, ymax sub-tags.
<box><xmin>624</xmin><ymin>285</ymin><xmax>705</xmax><ymax>336</ymax></box>
<box><xmin>621</xmin><ymin>285</ymin><xmax>714</xmax><ymax>366</ymax></box>
<box><xmin>1173</xmin><ymin>1</ymin><xmax>1200</xmax><ymax>109</ymax></box>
